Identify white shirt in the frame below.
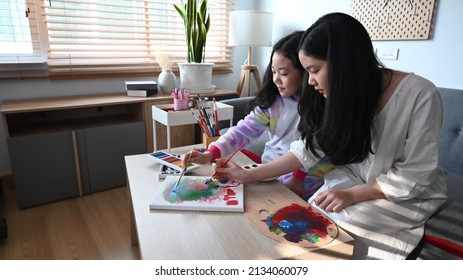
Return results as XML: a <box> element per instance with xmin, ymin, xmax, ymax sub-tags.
<box><xmin>289</xmin><ymin>73</ymin><xmax>447</xmax><ymax>259</ymax></box>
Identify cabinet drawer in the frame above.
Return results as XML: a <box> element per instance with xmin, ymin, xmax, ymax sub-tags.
<box><xmin>77</xmin><ymin>121</ymin><xmax>147</xmax><ymax>193</ymax></box>
<box><xmin>7</xmin><ymin>131</ymin><xmax>80</xmax><ymax>208</ymax></box>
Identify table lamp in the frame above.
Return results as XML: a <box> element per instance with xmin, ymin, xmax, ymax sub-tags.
<box><xmin>229</xmin><ymin>10</ymin><xmax>273</xmax><ymax>96</ymax></box>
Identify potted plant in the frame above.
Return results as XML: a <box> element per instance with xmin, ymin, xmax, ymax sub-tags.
<box><xmin>174</xmin><ymin>0</ymin><xmax>215</xmax><ymax>92</ymax></box>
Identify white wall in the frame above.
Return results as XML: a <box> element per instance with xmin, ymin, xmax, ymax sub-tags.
<box><xmin>1</xmin><ymin>0</ymin><xmax>462</xmax><ymax>175</ymax></box>
<box><xmin>256</xmin><ymin>0</ymin><xmax>463</xmax><ymax>89</ymax></box>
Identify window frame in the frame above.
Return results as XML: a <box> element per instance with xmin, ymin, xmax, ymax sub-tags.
<box><xmin>0</xmin><ymin>0</ymin><xmax>233</xmax><ymax>80</ymax></box>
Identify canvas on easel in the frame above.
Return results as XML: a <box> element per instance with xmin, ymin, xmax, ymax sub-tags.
<box><xmin>149</xmin><ymin>176</ymin><xmax>244</xmax><ymax>212</ymax></box>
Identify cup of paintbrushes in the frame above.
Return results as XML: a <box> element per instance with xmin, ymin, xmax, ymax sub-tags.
<box><xmin>203</xmin><ymin>133</ymin><xmax>219</xmax><ymax>148</ymax></box>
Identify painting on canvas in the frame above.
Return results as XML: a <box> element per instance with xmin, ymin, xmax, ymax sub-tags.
<box><xmin>149</xmin><ymin>176</ymin><xmax>244</xmax><ymax>212</ymax></box>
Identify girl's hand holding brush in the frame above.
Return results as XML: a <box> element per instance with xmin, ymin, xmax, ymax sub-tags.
<box><xmin>182</xmin><ymin>149</ymin><xmax>214</xmax><ymax>166</ymax></box>
<box><xmin>214</xmin><ymin>160</ymin><xmax>249</xmax><ymax>183</ymax></box>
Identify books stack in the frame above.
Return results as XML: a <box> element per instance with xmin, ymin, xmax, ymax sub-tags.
<box><xmin>125</xmin><ymin>81</ymin><xmax>158</xmax><ymax>97</ymax></box>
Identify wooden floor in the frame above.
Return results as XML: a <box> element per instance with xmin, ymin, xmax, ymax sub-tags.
<box><xmin>0</xmin><ymin>176</ymin><xmax>140</xmax><ymax>260</ymax></box>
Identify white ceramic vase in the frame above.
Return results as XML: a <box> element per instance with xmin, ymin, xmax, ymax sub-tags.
<box><xmin>177</xmin><ymin>62</ymin><xmax>214</xmax><ymax>92</ymax></box>
<box><xmin>158</xmin><ymin>69</ymin><xmax>176</xmax><ymax>94</ymax></box>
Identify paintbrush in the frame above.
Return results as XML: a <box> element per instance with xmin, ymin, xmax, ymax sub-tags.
<box><xmin>173</xmin><ymin>149</ymin><xmax>193</xmax><ymax>192</ymax></box>
<box><xmin>205</xmin><ymin>141</ymin><xmax>247</xmax><ymax>184</ymax></box>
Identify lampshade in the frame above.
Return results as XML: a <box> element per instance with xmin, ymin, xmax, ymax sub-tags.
<box><xmin>229</xmin><ymin>11</ymin><xmax>273</xmax><ymax>47</ymax></box>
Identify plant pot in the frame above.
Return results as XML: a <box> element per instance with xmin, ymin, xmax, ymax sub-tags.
<box><xmin>178</xmin><ymin>62</ymin><xmax>214</xmax><ymax>92</ymax></box>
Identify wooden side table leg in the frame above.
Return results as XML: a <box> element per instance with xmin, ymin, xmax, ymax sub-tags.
<box><xmin>127</xmin><ymin>183</ymin><xmax>138</xmax><ymax>246</ymax></box>
<box><xmin>252</xmin><ymin>68</ymin><xmax>262</xmax><ymax>90</ymax></box>
<box><xmin>167</xmin><ymin>125</ymin><xmax>171</xmax><ymax>151</ymax></box>
<box><xmin>237</xmin><ymin>69</ymin><xmax>246</xmax><ymax>96</ymax></box>
<box><xmin>153</xmin><ymin>120</ymin><xmax>158</xmax><ymax>151</ymax></box>
<box><xmin>244</xmin><ymin>69</ymin><xmax>251</xmax><ymax>97</ymax></box>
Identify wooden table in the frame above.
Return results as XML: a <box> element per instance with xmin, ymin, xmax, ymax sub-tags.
<box><xmin>125</xmin><ymin>145</ymin><xmax>354</xmax><ymax>260</ymax></box>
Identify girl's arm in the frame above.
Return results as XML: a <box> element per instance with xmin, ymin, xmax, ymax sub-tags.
<box><xmin>313</xmin><ymin>180</ymin><xmax>385</xmax><ymax>212</ymax></box>
<box><xmin>212</xmin><ymin>98</ymin><xmax>283</xmax><ymax>159</ymax></box>
<box><xmin>216</xmin><ymin>152</ymin><xmax>303</xmax><ymax>183</ymax></box>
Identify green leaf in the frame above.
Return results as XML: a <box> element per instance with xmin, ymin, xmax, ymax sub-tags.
<box><xmin>173</xmin><ymin>0</ymin><xmax>210</xmax><ymax>63</ymax></box>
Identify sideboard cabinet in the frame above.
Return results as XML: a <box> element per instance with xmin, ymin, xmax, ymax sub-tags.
<box><xmin>1</xmin><ymin>90</ymin><xmax>237</xmax><ymax>208</ymax></box>
<box><xmin>2</xmin><ymin>94</ymin><xmax>150</xmax><ymax>208</ymax></box>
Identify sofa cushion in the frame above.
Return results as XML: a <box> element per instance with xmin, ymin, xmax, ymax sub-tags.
<box><xmin>438</xmin><ymin>87</ymin><xmax>463</xmax><ymax>176</ymax></box>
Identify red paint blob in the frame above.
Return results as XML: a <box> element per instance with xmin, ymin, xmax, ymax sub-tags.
<box><xmin>226</xmin><ymin>200</ymin><xmax>239</xmax><ymax>205</ymax></box>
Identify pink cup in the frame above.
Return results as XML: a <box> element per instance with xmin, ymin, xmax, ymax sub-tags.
<box><xmin>173</xmin><ymin>98</ymin><xmax>189</xmax><ymax>111</ymax></box>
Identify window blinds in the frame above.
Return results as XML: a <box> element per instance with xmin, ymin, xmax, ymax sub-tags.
<box><xmin>0</xmin><ymin>0</ymin><xmax>233</xmax><ymax>79</ymax></box>
<box><xmin>41</xmin><ymin>0</ymin><xmax>233</xmax><ymax>79</ymax></box>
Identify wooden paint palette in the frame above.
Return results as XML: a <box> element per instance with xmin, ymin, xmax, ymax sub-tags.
<box><xmin>245</xmin><ymin>192</ymin><xmax>338</xmax><ymax>248</ymax></box>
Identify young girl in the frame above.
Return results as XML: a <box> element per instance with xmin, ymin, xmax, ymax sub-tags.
<box><xmin>184</xmin><ymin>31</ymin><xmax>332</xmax><ymax>200</ymax></box>
<box><xmin>216</xmin><ymin>13</ymin><xmax>447</xmax><ymax>259</ymax></box>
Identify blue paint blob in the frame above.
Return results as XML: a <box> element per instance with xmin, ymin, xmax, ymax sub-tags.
<box><xmin>219</xmin><ymin>177</ymin><xmax>229</xmax><ymax>183</ymax></box>
<box><xmin>277</xmin><ymin>220</ymin><xmax>293</xmax><ymax>229</ymax></box>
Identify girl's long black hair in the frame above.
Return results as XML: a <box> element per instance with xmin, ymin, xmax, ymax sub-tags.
<box><xmin>248</xmin><ymin>31</ymin><xmax>305</xmax><ymax>111</ymax></box>
<box><xmin>298</xmin><ymin>13</ymin><xmax>391</xmax><ymax>165</ymax></box>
